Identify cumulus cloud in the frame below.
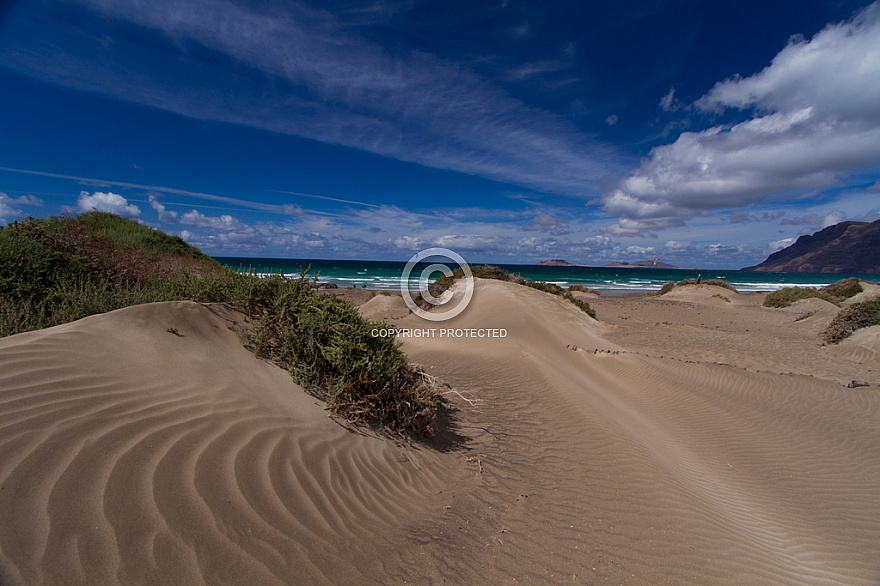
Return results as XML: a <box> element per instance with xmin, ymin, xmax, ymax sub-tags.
<box><xmin>606</xmin><ymin>3</ymin><xmax>880</xmax><ymax>231</ymax></box>
<box><xmin>664</xmin><ymin>240</ymin><xmax>691</xmax><ymax>252</ymax></box>
<box><xmin>77</xmin><ymin>191</ymin><xmax>141</xmax><ymax>218</ymax></box>
<box><xmin>626</xmin><ymin>245</ymin><xmax>656</xmax><ymax>256</ymax></box>
<box><xmin>179</xmin><ymin>209</ymin><xmax>244</xmax><ymax>230</ymax></box>
<box><xmin>393</xmin><ymin>235</ymin><xmax>423</xmax><ymax>250</ymax></box>
<box><xmin>0</xmin><ymin>194</ymin><xmax>13</xmax><ymax>224</ymax></box>
<box><xmin>0</xmin><ymin>193</ymin><xmax>43</xmax><ymax>223</ymax></box>
<box><xmin>605</xmin><ymin>114</ymin><xmax>618</xmax><ymax>126</ymax></box>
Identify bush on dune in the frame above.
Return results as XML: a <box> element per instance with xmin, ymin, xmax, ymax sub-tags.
<box><xmin>567</xmin><ymin>284</ymin><xmax>600</xmax><ymax>295</ymax></box>
<box><xmin>764</xmin><ymin>287</ymin><xmax>839</xmax><ymax>308</ymax></box>
<box><xmin>823</xmin><ymin>297</ymin><xmax>880</xmax><ymax>344</ymax></box>
<box><xmin>820</xmin><ymin>277</ymin><xmax>863</xmax><ymax>300</ymax></box>
<box><xmin>655</xmin><ymin>279</ymin><xmax>737</xmax><ymax>296</ymax></box>
<box><xmin>0</xmin><ymin>213</ymin><xmax>440</xmax><ymax>437</ymax></box>
<box><xmin>764</xmin><ymin>278</ymin><xmax>864</xmax><ymax>309</ymax></box>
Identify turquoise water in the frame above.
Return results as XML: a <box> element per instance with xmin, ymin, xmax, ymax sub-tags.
<box><xmin>216</xmin><ymin>257</ymin><xmax>875</xmax><ymax>294</ymax></box>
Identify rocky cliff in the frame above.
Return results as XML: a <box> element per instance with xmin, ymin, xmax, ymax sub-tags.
<box><xmin>742</xmin><ymin>220</ymin><xmax>880</xmax><ymax>274</ymax></box>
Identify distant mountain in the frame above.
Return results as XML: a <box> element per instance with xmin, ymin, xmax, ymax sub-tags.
<box><xmin>743</xmin><ymin>220</ymin><xmax>880</xmax><ymax>274</ymax></box>
<box><xmin>605</xmin><ymin>260</ymin><xmax>681</xmax><ymax>269</ymax></box>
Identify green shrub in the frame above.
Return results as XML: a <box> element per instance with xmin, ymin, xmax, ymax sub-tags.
<box><xmin>70</xmin><ymin>212</ymin><xmax>209</xmax><ymax>260</ymax></box>
<box><xmin>524</xmin><ymin>279</ymin><xmax>565</xmax><ymax>295</ymax></box>
<box><xmin>764</xmin><ymin>287</ymin><xmax>839</xmax><ymax>308</ymax></box>
<box><xmin>563</xmin><ymin>290</ymin><xmax>597</xmax><ymax>318</ymax></box>
<box><xmin>712</xmin><ymin>294</ymin><xmax>731</xmax><ymax>303</ymax></box>
<box><xmin>820</xmin><ymin>277</ymin><xmax>863</xmax><ymax>300</ymax></box>
<box><xmin>656</xmin><ymin>281</ymin><xmax>675</xmax><ymax>296</ymax></box>
<box><xmin>239</xmin><ymin>274</ymin><xmax>441</xmax><ymax>435</ymax></box>
<box><xmin>522</xmin><ymin>279</ymin><xmax>596</xmax><ymax>318</ymax></box>
<box><xmin>657</xmin><ymin>279</ymin><xmax>737</xmax><ymax>296</ymax></box>
<box><xmin>568</xmin><ymin>284</ymin><xmax>600</xmax><ymax>295</ymax></box>
<box><xmin>675</xmin><ymin>278</ymin><xmax>737</xmax><ymax>292</ymax></box>
<box><xmin>823</xmin><ymin>298</ymin><xmax>880</xmax><ymax>344</ymax></box>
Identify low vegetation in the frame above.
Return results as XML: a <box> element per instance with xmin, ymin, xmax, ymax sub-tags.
<box><xmin>820</xmin><ymin>277</ymin><xmax>863</xmax><ymax>300</ymax></box>
<box><xmin>677</xmin><ymin>278</ymin><xmax>738</xmax><ymax>291</ymax></box>
<box><xmin>1</xmin><ymin>213</ymin><xmax>440</xmax><ymax>436</ymax></box>
<box><xmin>421</xmin><ymin>264</ymin><xmax>597</xmax><ymax>319</ymax></box>
<box><xmin>712</xmin><ymin>294</ymin><xmax>731</xmax><ymax>303</ymax></box>
<box><xmin>763</xmin><ymin>287</ymin><xmax>837</xmax><ymax>308</ymax></box>
<box><xmin>822</xmin><ymin>297</ymin><xmax>880</xmax><ymax>344</ymax></box>
<box><xmin>763</xmin><ymin>278</ymin><xmax>863</xmax><ymax>308</ymax></box>
<box><xmin>656</xmin><ymin>281</ymin><xmax>675</xmax><ymax>296</ymax></box>
<box><xmin>567</xmin><ymin>284</ymin><xmax>601</xmax><ymax>296</ymax></box>
<box><xmin>655</xmin><ymin>278</ymin><xmax>738</xmax><ymax>296</ymax></box>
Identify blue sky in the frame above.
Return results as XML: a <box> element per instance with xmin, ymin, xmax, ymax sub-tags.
<box><xmin>1</xmin><ymin>0</ymin><xmax>879</xmax><ymax>268</ymax></box>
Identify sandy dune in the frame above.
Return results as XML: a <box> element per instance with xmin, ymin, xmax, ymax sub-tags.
<box><xmin>2</xmin><ymin>281</ymin><xmax>879</xmax><ymax>584</ymax></box>
<box><xmin>0</xmin><ymin>302</ymin><xmax>453</xmax><ymax>585</ymax></box>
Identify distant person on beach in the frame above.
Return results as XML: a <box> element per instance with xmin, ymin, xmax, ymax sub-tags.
<box><xmin>696</xmin><ymin>274</ymin><xmax>702</xmax><ymax>285</ymax></box>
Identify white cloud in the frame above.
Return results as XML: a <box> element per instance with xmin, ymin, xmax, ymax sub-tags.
<box><xmin>769</xmin><ymin>238</ymin><xmax>795</xmax><ymax>252</ymax></box>
<box><xmin>0</xmin><ymin>194</ymin><xmax>12</xmax><ymax>224</ymax></box>
<box><xmin>148</xmin><ymin>194</ymin><xmax>178</xmax><ymax>222</ymax></box>
<box><xmin>605</xmin><ymin>114</ymin><xmax>618</xmax><ymax>126</ymax></box>
<box><xmin>664</xmin><ymin>240</ymin><xmax>691</xmax><ymax>252</ymax></box>
<box><xmin>820</xmin><ymin>209</ymin><xmax>846</xmax><ymax>228</ymax></box>
<box><xmin>0</xmin><ymin>193</ymin><xmax>43</xmax><ymax>223</ymax></box>
<box><xmin>626</xmin><ymin>245</ymin><xmax>656</xmax><ymax>256</ymax></box>
<box><xmin>393</xmin><ymin>235</ymin><xmax>423</xmax><ymax>250</ymax></box>
<box><xmin>77</xmin><ymin>191</ymin><xmax>142</xmax><ymax>218</ymax></box>
<box><xmin>179</xmin><ymin>209</ymin><xmax>244</xmax><ymax>230</ymax></box>
<box><xmin>606</xmin><ymin>3</ymin><xmax>880</xmax><ymax>231</ymax></box>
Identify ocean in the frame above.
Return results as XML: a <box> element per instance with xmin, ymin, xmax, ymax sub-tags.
<box><xmin>215</xmin><ymin>257</ymin><xmax>875</xmax><ymax>294</ymax></box>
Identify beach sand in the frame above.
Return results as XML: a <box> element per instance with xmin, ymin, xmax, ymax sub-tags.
<box><xmin>1</xmin><ymin>281</ymin><xmax>879</xmax><ymax>584</ymax></box>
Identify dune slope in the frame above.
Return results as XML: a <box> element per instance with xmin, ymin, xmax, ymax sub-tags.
<box><xmin>397</xmin><ymin>279</ymin><xmax>880</xmax><ymax>584</ymax></box>
<box><xmin>0</xmin><ymin>301</ymin><xmax>453</xmax><ymax>585</ymax></box>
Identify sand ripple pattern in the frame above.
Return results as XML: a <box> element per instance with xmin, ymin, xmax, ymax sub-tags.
<box><xmin>0</xmin><ymin>302</ymin><xmax>450</xmax><ymax>585</ymax></box>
